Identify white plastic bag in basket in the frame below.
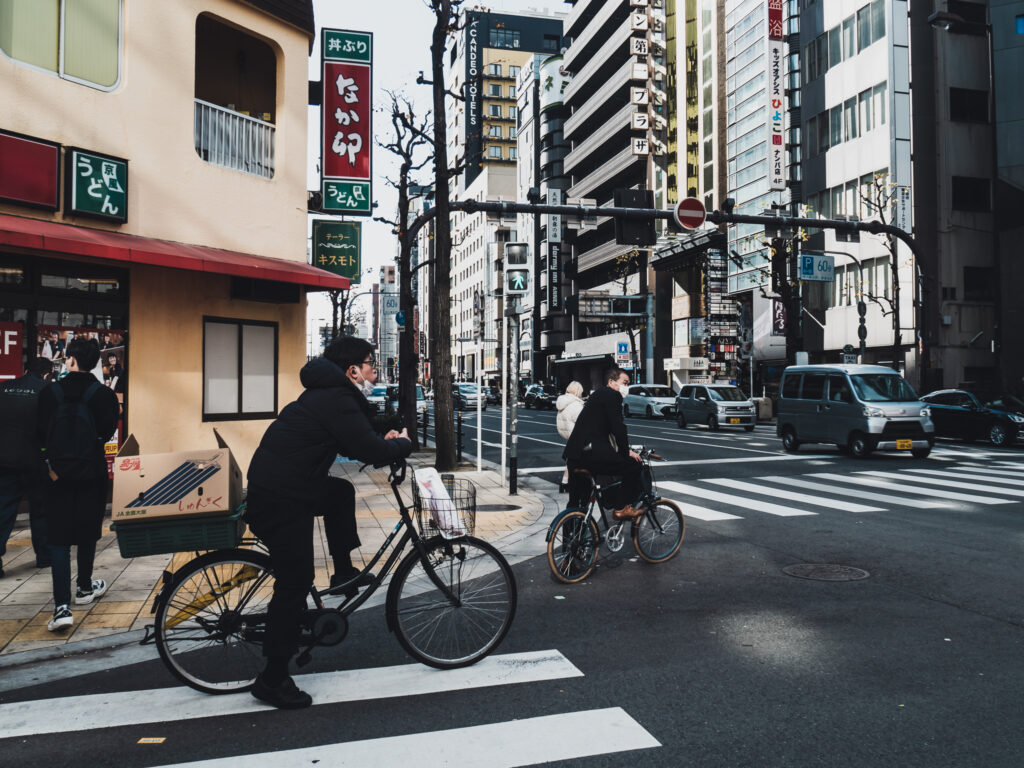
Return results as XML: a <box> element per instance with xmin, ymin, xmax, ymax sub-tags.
<box><xmin>414</xmin><ymin>468</ymin><xmax>466</xmax><ymax>540</ymax></box>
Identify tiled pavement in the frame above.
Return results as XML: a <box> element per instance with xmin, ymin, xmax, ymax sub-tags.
<box><xmin>0</xmin><ymin>455</ymin><xmax>558</xmax><ymax>658</ymax></box>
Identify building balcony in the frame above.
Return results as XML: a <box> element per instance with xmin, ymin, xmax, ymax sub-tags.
<box><xmin>563</xmin><ymin>23</ymin><xmax>631</xmax><ymax>105</ymax></box>
<box><xmin>568</xmin><ymin>144</ymin><xmax>637</xmax><ymax>202</ymax></box>
<box><xmin>563</xmin><ymin>1</ymin><xmax>629</xmax><ymax>73</ymax></box>
<box><xmin>564</xmin><ymin>102</ymin><xmax>633</xmax><ymax>175</ymax></box>
<box><xmin>566</xmin><ymin>0</ymin><xmax>601</xmax><ymax>39</ymax></box>
<box><xmin>194</xmin><ymin>99</ymin><xmax>275</xmax><ymax>179</ymax></box>
<box><xmin>577</xmin><ymin>238</ymin><xmax>638</xmax><ymax>274</ymax></box>
<box><xmin>564</xmin><ymin>59</ymin><xmax>632</xmax><ymax>142</ymax></box>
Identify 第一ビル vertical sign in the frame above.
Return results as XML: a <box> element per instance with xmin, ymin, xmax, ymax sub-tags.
<box><xmin>67</xmin><ymin>148</ymin><xmax>128</xmax><ymax>222</ymax></box>
<box><xmin>765</xmin><ymin>0</ymin><xmax>785</xmax><ymax>191</ymax></box>
<box><xmin>311</xmin><ymin>220</ymin><xmax>361</xmax><ymax>283</ymax></box>
<box><xmin>322</xmin><ymin>29</ymin><xmax>372</xmax><ymax>215</ymax></box>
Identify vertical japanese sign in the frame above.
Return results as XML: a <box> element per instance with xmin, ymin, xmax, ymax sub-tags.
<box><xmin>67</xmin><ymin>148</ymin><xmax>128</xmax><ymax>222</ymax></box>
<box><xmin>311</xmin><ymin>220</ymin><xmax>362</xmax><ymax>282</ymax></box>
<box><xmin>766</xmin><ymin>0</ymin><xmax>786</xmax><ymax>191</ymax></box>
<box><xmin>322</xmin><ymin>29</ymin><xmax>373</xmax><ymax>215</ymax></box>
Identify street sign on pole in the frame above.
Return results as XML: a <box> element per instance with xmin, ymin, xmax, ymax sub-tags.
<box><xmin>674</xmin><ymin>197</ymin><xmax>706</xmax><ymax>230</ymax></box>
<box><xmin>798</xmin><ymin>254</ymin><xmax>835</xmax><ymax>282</ymax></box>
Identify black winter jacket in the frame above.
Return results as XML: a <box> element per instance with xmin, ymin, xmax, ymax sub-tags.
<box><xmin>36</xmin><ymin>372</ymin><xmax>120</xmax><ymax>480</ymax></box>
<box><xmin>563</xmin><ymin>385</ymin><xmax>630</xmax><ymax>462</ymax></box>
<box><xmin>247</xmin><ymin>358</ymin><xmax>412</xmax><ymax>500</ymax></box>
<box><xmin>0</xmin><ymin>372</ymin><xmax>47</xmax><ymax>470</ymax></box>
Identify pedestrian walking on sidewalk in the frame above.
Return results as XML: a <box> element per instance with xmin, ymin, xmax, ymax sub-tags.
<box><xmin>245</xmin><ymin>336</ymin><xmax>412</xmax><ymax>709</ymax></box>
<box><xmin>555</xmin><ymin>381</ymin><xmax>585</xmax><ymax>493</ymax></box>
<box><xmin>0</xmin><ymin>358</ymin><xmax>54</xmax><ymax>576</ymax></box>
<box><xmin>36</xmin><ymin>338</ymin><xmax>119</xmax><ymax>632</ymax></box>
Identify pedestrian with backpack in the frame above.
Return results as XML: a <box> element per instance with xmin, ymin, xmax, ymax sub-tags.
<box><xmin>36</xmin><ymin>338</ymin><xmax>120</xmax><ymax>632</ymax></box>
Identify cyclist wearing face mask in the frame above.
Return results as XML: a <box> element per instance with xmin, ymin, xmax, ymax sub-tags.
<box><xmin>245</xmin><ymin>336</ymin><xmax>412</xmax><ymax>709</ymax></box>
<box><xmin>563</xmin><ymin>367</ymin><xmax>643</xmax><ymax>520</ymax></box>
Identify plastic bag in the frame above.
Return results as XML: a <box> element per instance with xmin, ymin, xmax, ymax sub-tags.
<box><xmin>414</xmin><ymin>468</ymin><xmax>467</xmax><ymax>540</ymax></box>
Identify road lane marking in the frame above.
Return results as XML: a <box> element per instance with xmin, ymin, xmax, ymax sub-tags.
<box><xmin>903</xmin><ymin>468</ymin><xmax>1024</xmax><ymax>487</ymax></box>
<box><xmin>759</xmin><ymin>476</ymin><xmax>948</xmax><ymax>508</ymax></box>
<box><xmin>661</xmin><ymin>496</ymin><xmax>742</xmax><ymax>520</ymax></box>
<box><xmin>0</xmin><ymin>650</ymin><xmax>583</xmax><ymax>739</ymax></box>
<box><xmin>518</xmin><ymin>455</ymin><xmax>835</xmax><ymax>475</ymax></box>
<box><xmin>659</xmin><ymin>480</ymin><xmax>816</xmax><ymax>516</ymax></box>
<box><xmin>149</xmin><ymin>707</ymin><xmax>661</xmax><ymax>768</ymax></box>
<box><xmin>807</xmin><ymin>473</ymin><xmax>1013</xmax><ymax>505</ymax></box>
<box><xmin>701</xmin><ymin>478</ymin><xmax>883</xmax><ymax>513</ymax></box>
<box><xmin>857</xmin><ymin>471</ymin><xmax>1024</xmax><ymax>498</ymax></box>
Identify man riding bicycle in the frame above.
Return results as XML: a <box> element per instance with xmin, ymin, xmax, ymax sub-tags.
<box><xmin>246</xmin><ymin>336</ymin><xmax>412</xmax><ymax>709</ymax></box>
<box><xmin>563</xmin><ymin>367</ymin><xmax>643</xmax><ymax>520</ymax></box>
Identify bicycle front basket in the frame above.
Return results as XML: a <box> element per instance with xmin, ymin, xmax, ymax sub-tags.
<box><xmin>412</xmin><ymin>475</ymin><xmax>476</xmax><ymax>538</ymax></box>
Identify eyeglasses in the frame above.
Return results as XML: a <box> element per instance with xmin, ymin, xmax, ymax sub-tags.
<box><xmin>362</xmin><ymin>357</ymin><xmax>376</xmax><ymax>367</ymax></box>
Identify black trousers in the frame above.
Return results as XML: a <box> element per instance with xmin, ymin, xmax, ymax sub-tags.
<box><xmin>570</xmin><ymin>451</ymin><xmax>642</xmax><ymax>511</ymax></box>
<box><xmin>245</xmin><ymin>477</ymin><xmax>360</xmax><ymax>660</ymax></box>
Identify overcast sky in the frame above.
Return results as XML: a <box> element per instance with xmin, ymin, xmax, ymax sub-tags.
<box><xmin>305</xmin><ymin>0</ymin><xmax>566</xmax><ymax>339</ymax></box>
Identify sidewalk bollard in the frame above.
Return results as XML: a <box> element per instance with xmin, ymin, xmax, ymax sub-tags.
<box><xmin>422</xmin><ymin>409</ymin><xmax>429</xmax><ymax>447</ymax></box>
<box><xmin>456</xmin><ymin>410</ymin><xmax>463</xmax><ymax>463</ymax></box>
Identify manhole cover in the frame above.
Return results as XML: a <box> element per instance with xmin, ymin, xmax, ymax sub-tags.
<box><xmin>782</xmin><ymin>563</ymin><xmax>870</xmax><ymax>581</ymax></box>
<box><xmin>476</xmin><ymin>504</ymin><xmax>520</xmax><ymax>512</ymax></box>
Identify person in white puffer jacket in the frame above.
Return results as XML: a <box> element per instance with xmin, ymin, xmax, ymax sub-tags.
<box><xmin>555</xmin><ymin>381</ymin><xmax>585</xmax><ymax>492</ymax></box>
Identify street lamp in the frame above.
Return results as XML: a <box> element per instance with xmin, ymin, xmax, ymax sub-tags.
<box><xmin>806</xmin><ymin>249</ymin><xmax>869</xmax><ymax>362</ymax></box>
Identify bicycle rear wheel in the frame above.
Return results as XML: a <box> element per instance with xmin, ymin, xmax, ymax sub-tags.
<box><xmin>387</xmin><ymin>536</ymin><xmax>517</xmax><ymax>669</ymax></box>
<box><xmin>632</xmin><ymin>499</ymin><xmax>684</xmax><ymax>563</ymax></box>
<box><xmin>547</xmin><ymin>509</ymin><xmax>599</xmax><ymax>583</ymax></box>
<box><xmin>154</xmin><ymin>549</ymin><xmax>274</xmax><ymax>694</ymax></box>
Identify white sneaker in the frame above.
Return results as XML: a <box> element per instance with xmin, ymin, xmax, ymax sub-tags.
<box><xmin>75</xmin><ymin>578</ymin><xmax>108</xmax><ymax>605</ymax></box>
<box><xmin>47</xmin><ymin>604</ymin><xmax>73</xmax><ymax>632</ymax></box>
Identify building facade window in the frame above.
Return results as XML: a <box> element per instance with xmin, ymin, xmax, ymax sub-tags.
<box><xmin>489</xmin><ymin>104</ymin><xmax>502</xmax><ymax>116</ymax></box>
<box><xmin>488</xmin><ymin>146</ymin><xmax>502</xmax><ymax>158</ymax></box>
<box><xmin>490</xmin><ymin>29</ymin><xmax>520</xmax><ymax>49</ymax></box>
<box><xmin>488</xmin><ymin>125</ymin><xmax>503</xmax><ymax>137</ymax></box>
<box><xmin>203</xmin><ymin>318</ymin><xmax>278</xmax><ymax>420</ymax></box>
<box><xmin>0</xmin><ymin>0</ymin><xmax>122</xmax><ymax>90</ymax></box>
<box><xmin>509</xmin><ymin>65</ymin><xmax>520</xmax><ymax>77</ymax></box>
<box><xmin>488</xmin><ymin>83</ymin><xmax>502</xmax><ymax>96</ymax></box>
<box><xmin>509</xmin><ymin>147</ymin><xmax>517</xmax><ymax>160</ymax></box>
<box><xmin>487</xmin><ymin>63</ymin><xmax>502</xmax><ymax>76</ymax></box>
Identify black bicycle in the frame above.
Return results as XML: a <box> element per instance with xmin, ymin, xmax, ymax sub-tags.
<box><xmin>151</xmin><ymin>459</ymin><xmax>517</xmax><ymax>695</ymax></box>
<box><xmin>546</xmin><ymin>446</ymin><xmax>684</xmax><ymax>583</ymax></box>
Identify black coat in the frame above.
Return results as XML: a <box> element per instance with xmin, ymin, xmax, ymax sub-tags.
<box><xmin>247</xmin><ymin>358</ymin><xmax>412</xmax><ymax>500</ymax></box>
<box><xmin>36</xmin><ymin>372</ymin><xmax>120</xmax><ymax>479</ymax></box>
<box><xmin>563</xmin><ymin>385</ymin><xmax>630</xmax><ymax>462</ymax></box>
<box><xmin>0</xmin><ymin>372</ymin><xmax>47</xmax><ymax>471</ymax></box>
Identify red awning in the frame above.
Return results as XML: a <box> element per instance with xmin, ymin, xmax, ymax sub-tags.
<box><xmin>0</xmin><ymin>213</ymin><xmax>349</xmax><ymax>291</ymax></box>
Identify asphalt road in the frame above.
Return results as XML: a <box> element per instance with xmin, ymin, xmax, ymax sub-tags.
<box><xmin>1</xmin><ymin>411</ymin><xmax>1022</xmax><ymax>767</ymax></box>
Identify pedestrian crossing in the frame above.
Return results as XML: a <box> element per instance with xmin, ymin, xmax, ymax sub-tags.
<box><xmin>0</xmin><ymin>650</ymin><xmax>661</xmax><ymax>765</ymax></box>
<box><xmin>658</xmin><ymin>459</ymin><xmax>1024</xmax><ymax>522</ymax></box>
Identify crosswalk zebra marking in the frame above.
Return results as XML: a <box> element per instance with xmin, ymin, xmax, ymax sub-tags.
<box><xmin>659</xmin><ymin>480</ymin><xmax>816</xmax><ymax>517</ymax></box>
<box><xmin>0</xmin><ymin>650</ymin><xmax>582</xmax><ymax>739</ymax></box>
<box><xmin>755</xmin><ymin>475</ymin><xmax>949</xmax><ymax>509</ymax></box>
<box><xmin>661</xmin><ymin>496</ymin><xmax>743</xmax><ymax>521</ymax></box>
<box><xmin>807</xmin><ymin>473</ymin><xmax>1014</xmax><ymax>505</ymax></box>
<box><xmin>903</xmin><ymin>468</ymin><xmax>1024</xmax><ymax>488</ymax></box>
<box><xmin>701</xmin><ymin>478</ymin><xmax>883</xmax><ymax>513</ymax></box>
<box><xmin>857</xmin><ymin>471</ymin><xmax>1024</xmax><ymax>499</ymax></box>
<box><xmin>149</xmin><ymin>707</ymin><xmax>661</xmax><ymax>768</ymax></box>
<box><xmin>959</xmin><ymin>465</ymin><xmax>1024</xmax><ymax>479</ymax></box>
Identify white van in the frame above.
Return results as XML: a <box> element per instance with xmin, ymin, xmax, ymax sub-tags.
<box><xmin>776</xmin><ymin>364</ymin><xmax>934</xmax><ymax>458</ymax></box>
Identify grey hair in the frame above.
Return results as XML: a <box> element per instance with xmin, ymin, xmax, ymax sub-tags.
<box><xmin>566</xmin><ymin>381</ymin><xmax>584</xmax><ymax>397</ymax></box>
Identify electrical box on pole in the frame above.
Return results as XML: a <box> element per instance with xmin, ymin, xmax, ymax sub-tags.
<box><xmin>505</xmin><ymin>242</ymin><xmax>530</xmax><ymax>296</ymax></box>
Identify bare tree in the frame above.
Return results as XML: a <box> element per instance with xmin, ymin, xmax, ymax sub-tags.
<box><xmin>860</xmin><ymin>173</ymin><xmax>903</xmax><ymax>371</ymax></box>
<box><xmin>374</xmin><ymin>91</ymin><xmax>432</xmax><ymax>448</ymax></box>
<box><xmin>612</xmin><ymin>249</ymin><xmax>645</xmax><ymax>377</ymax></box>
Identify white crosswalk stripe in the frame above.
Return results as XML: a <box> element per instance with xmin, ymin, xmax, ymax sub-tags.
<box><xmin>701</xmin><ymin>478</ymin><xmax>883</xmax><ymax>513</ymax></box>
<box><xmin>0</xmin><ymin>650</ymin><xmax>661</xmax><ymax>765</ymax></box>
<box><xmin>151</xmin><ymin>708</ymin><xmax>660</xmax><ymax>768</ymax></box>
<box><xmin>659</xmin><ymin>480</ymin><xmax>816</xmax><ymax>516</ymax></box>
<box><xmin>903</xmin><ymin>468</ymin><xmax>1024</xmax><ymax>487</ymax></box>
<box><xmin>660</xmin><ymin>497</ymin><xmax>742</xmax><ymax>521</ymax></box>
<box><xmin>755</xmin><ymin>475</ymin><xmax>948</xmax><ymax>509</ymax></box>
<box><xmin>856</xmin><ymin>470</ymin><xmax>1024</xmax><ymax>499</ymax></box>
<box><xmin>807</xmin><ymin>473</ymin><xmax>1014</xmax><ymax>505</ymax></box>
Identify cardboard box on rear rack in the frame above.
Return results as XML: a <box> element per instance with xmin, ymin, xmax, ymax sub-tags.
<box><xmin>111</xmin><ymin>429</ymin><xmax>242</xmax><ymax>524</ymax></box>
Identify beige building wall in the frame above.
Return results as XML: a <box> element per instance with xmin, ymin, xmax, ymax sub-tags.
<box><xmin>0</xmin><ymin>0</ymin><xmax>310</xmax><ymax>262</ymax></box>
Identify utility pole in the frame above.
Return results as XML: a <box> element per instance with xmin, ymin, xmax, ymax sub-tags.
<box><xmin>507</xmin><ymin>296</ymin><xmax>520</xmax><ymax>495</ymax></box>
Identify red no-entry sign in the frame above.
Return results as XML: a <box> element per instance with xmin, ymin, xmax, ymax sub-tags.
<box><xmin>674</xmin><ymin>197</ymin><xmax>706</xmax><ymax>230</ymax></box>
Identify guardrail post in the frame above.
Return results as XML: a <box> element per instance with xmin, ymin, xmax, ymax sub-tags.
<box><xmin>456</xmin><ymin>410</ymin><xmax>463</xmax><ymax>463</ymax></box>
<box><xmin>422</xmin><ymin>408</ymin><xmax>429</xmax><ymax>447</ymax></box>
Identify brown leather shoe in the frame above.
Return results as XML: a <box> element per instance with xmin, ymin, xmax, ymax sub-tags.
<box><xmin>612</xmin><ymin>504</ymin><xmax>643</xmax><ymax>520</ymax></box>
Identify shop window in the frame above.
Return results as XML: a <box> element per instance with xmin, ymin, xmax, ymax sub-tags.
<box><xmin>203</xmin><ymin>318</ymin><xmax>277</xmax><ymax>420</ymax></box>
<box><xmin>194</xmin><ymin>14</ymin><xmax>277</xmax><ymax>178</ymax></box>
<box><xmin>0</xmin><ymin>0</ymin><xmax>122</xmax><ymax>90</ymax></box>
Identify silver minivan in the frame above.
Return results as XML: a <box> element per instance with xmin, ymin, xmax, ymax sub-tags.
<box><xmin>675</xmin><ymin>383</ymin><xmax>757</xmax><ymax>431</ymax></box>
<box><xmin>776</xmin><ymin>364</ymin><xmax>935</xmax><ymax>458</ymax></box>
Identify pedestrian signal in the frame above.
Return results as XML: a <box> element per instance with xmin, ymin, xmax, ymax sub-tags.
<box><xmin>505</xmin><ymin>243</ymin><xmax>530</xmax><ymax>295</ymax></box>
<box><xmin>506</xmin><ymin>269</ymin><xmax>530</xmax><ymax>295</ymax></box>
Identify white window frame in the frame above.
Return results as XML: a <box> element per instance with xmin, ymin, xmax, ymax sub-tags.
<box><xmin>203</xmin><ymin>317</ymin><xmax>278</xmax><ymax>420</ymax></box>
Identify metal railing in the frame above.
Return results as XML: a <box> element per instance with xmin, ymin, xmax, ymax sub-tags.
<box><xmin>194</xmin><ymin>99</ymin><xmax>275</xmax><ymax>179</ymax></box>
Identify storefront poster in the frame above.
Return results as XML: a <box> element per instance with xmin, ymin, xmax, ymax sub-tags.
<box><xmin>1</xmin><ymin>321</ymin><xmax>23</xmax><ymax>380</ymax></box>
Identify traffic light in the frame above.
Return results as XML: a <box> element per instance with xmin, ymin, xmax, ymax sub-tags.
<box><xmin>505</xmin><ymin>242</ymin><xmax>530</xmax><ymax>296</ymax></box>
<box><xmin>613</xmin><ymin>189</ymin><xmax>656</xmax><ymax>246</ymax></box>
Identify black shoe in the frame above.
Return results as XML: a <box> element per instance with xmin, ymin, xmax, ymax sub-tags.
<box><xmin>558</xmin><ymin>482</ymin><xmax>569</xmax><ymax>493</ymax></box>
<box><xmin>330</xmin><ymin>568</ymin><xmax>374</xmax><ymax>597</ymax></box>
<box><xmin>36</xmin><ymin>560</ymin><xmax>51</xmax><ymax>569</ymax></box>
<box><xmin>251</xmin><ymin>675</ymin><xmax>312</xmax><ymax>709</ymax></box>
<box><xmin>0</xmin><ymin>560</ymin><xmax>4</xmax><ymax>578</ymax></box>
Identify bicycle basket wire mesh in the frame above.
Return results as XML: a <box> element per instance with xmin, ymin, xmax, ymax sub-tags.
<box><xmin>412</xmin><ymin>475</ymin><xmax>476</xmax><ymax>537</ymax></box>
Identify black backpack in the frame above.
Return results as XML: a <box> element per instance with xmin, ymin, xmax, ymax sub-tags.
<box><xmin>45</xmin><ymin>381</ymin><xmax>102</xmax><ymax>480</ymax></box>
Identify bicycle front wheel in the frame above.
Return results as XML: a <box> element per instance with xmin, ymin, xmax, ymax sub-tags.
<box><xmin>547</xmin><ymin>509</ymin><xmax>599</xmax><ymax>583</ymax></box>
<box><xmin>632</xmin><ymin>499</ymin><xmax>685</xmax><ymax>563</ymax></box>
<box><xmin>154</xmin><ymin>549</ymin><xmax>275</xmax><ymax>694</ymax></box>
<box><xmin>387</xmin><ymin>536</ymin><xmax>517</xmax><ymax>669</ymax></box>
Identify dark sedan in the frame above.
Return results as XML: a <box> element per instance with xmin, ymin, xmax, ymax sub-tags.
<box><xmin>920</xmin><ymin>389</ymin><xmax>1024</xmax><ymax>446</ymax></box>
<box><xmin>523</xmin><ymin>384</ymin><xmax>556</xmax><ymax>409</ymax></box>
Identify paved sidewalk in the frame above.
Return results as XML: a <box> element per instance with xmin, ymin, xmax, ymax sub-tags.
<box><xmin>0</xmin><ymin>454</ymin><xmax>559</xmax><ymax>660</ymax></box>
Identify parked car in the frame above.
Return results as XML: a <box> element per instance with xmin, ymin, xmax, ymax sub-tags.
<box><xmin>622</xmin><ymin>384</ymin><xmax>676</xmax><ymax>419</ymax></box>
<box><xmin>776</xmin><ymin>364</ymin><xmax>934</xmax><ymax>458</ymax></box>
<box><xmin>523</xmin><ymin>384</ymin><xmax>556</xmax><ymax>409</ymax></box>
<box><xmin>453</xmin><ymin>383</ymin><xmax>487</xmax><ymax>410</ymax></box>
<box><xmin>485</xmin><ymin>385</ymin><xmax>501</xmax><ymax>405</ymax></box>
<box><xmin>675</xmin><ymin>384</ymin><xmax>755</xmax><ymax>431</ymax></box>
<box><xmin>919</xmin><ymin>389</ymin><xmax>1023</xmax><ymax>446</ymax></box>
<box><xmin>367</xmin><ymin>385</ymin><xmax>388</xmax><ymax>413</ymax></box>
<box><xmin>387</xmin><ymin>385</ymin><xmax>428</xmax><ymax>416</ymax></box>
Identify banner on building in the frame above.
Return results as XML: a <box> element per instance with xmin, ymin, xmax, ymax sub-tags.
<box><xmin>321</xmin><ymin>29</ymin><xmax>373</xmax><ymax>214</ymax></box>
<box><xmin>0</xmin><ymin>321</ymin><xmax>23</xmax><ymax>380</ymax></box>
<box><xmin>539</xmin><ymin>55</ymin><xmax>569</xmax><ymax>112</ymax></box>
<box><xmin>766</xmin><ymin>0</ymin><xmax>785</xmax><ymax>191</ymax></box>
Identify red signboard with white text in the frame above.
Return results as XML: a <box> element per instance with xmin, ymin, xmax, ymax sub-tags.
<box><xmin>0</xmin><ymin>131</ymin><xmax>60</xmax><ymax>210</ymax></box>
<box><xmin>0</xmin><ymin>321</ymin><xmax>24</xmax><ymax>380</ymax></box>
<box><xmin>321</xmin><ymin>29</ymin><xmax>373</xmax><ymax>215</ymax></box>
